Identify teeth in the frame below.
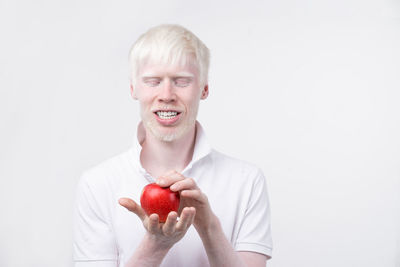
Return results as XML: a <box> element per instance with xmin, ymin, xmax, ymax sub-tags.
<box><xmin>157</xmin><ymin>111</ymin><xmax>178</xmax><ymax>119</ymax></box>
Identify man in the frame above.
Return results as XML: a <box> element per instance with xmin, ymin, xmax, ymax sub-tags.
<box><xmin>73</xmin><ymin>24</ymin><xmax>272</xmax><ymax>267</ymax></box>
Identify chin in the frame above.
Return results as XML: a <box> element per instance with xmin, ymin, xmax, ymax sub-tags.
<box><xmin>145</xmin><ymin>119</ymin><xmax>195</xmax><ymax>143</ymax></box>
<box><xmin>158</xmin><ymin>133</ymin><xmax>179</xmax><ymax>142</ymax></box>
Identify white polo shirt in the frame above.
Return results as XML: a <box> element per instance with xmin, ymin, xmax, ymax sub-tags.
<box><xmin>73</xmin><ymin>122</ymin><xmax>273</xmax><ymax>267</ymax></box>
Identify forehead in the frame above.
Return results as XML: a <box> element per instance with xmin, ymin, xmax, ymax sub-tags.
<box><xmin>138</xmin><ymin>54</ymin><xmax>199</xmax><ymax>78</ymax></box>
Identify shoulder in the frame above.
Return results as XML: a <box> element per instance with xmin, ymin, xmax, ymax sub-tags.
<box><xmin>74</xmin><ymin>150</ymin><xmax>134</xmax><ymax>234</ymax></box>
<box><xmin>208</xmin><ymin>149</ymin><xmax>266</xmax><ymax>184</ymax></box>
<box><xmin>210</xmin><ymin>149</ymin><xmax>264</xmax><ymax>174</ymax></box>
<box><xmin>78</xmin><ymin>148</ymin><xmax>133</xmax><ymax>192</ymax></box>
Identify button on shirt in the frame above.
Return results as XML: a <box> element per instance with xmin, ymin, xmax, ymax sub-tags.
<box><xmin>73</xmin><ymin>121</ymin><xmax>273</xmax><ymax>267</ymax></box>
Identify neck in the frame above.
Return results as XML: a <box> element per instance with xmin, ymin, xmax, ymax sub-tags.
<box><xmin>140</xmin><ymin>125</ymin><xmax>196</xmax><ymax>179</ymax></box>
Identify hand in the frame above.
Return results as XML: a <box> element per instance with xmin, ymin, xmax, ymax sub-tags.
<box><xmin>118</xmin><ymin>197</ymin><xmax>196</xmax><ymax>250</ymax></box>
<box><xmin>157</xmin><ymin>170</ymin><xmax>217</xmax><ymax>232</ymax></box>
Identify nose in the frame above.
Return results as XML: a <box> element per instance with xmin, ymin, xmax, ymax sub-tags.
<box><xmin>158</xmin><ymin>79</ymin><xmax>176</xmax><ymax>103</ymax></box>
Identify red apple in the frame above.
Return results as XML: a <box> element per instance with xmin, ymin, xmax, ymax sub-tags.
<box><xmin>140</xmin><ymin>183</ymin><xmax>180</xmax><ymax>223</ymax></box>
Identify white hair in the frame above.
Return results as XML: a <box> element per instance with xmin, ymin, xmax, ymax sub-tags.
<box><xmin>129</xmin><ymin>24</ymin><xmax>210</xmax><ymax>87</ymax></box>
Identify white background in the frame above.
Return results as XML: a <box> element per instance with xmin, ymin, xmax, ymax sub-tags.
<box><xmin>1</xmin><ymin>0</ymin><xmax>399</xmax><ymax>266</ymax></box>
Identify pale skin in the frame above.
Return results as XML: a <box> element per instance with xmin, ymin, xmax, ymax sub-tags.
<box><xmin>119</xmin><ymin>58</ymin><xmax>268</xmax><ymax>267</ymax></box>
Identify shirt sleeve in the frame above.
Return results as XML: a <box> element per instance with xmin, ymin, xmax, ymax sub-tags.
<box><xmin>73</xmin><ymin>171</ymin><xmax>119</xmax><ymax>267</ymax></box>
<box><xmin>234</xmin><ymin>169</ymin><xmax>273</xmax><ymax>259</ymax></box>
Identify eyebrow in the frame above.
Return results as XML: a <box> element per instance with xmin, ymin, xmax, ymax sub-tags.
<box><xmin>173</xmin><ymin>72</ymin><xmax>195</xmax><ymax>78</ymax></box>
<box><xmin>141</xmin><ymin>72</ymin><xmax>195</xmax><ymax>79</ymax></box>
<box><xmin>141</xmin><ymin>76</ymin><xmax>160</xmax><ymax>80</ymax></box>
<box><xmin>141</xmin><ymin>75</ymin><xmax>160</xmax><ymax>79</ymax></box>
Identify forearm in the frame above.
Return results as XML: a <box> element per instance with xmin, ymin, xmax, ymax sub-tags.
<box><xmin>196</xmin><ymin>215</ymin><xmax>246</xmax><ymax>267</ymax></box>
<box><xmin>124</xmin><ymin>234</ymin><xmax>170</xmax><ymax>267</ymax></box>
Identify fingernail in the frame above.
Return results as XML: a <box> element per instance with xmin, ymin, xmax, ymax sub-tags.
<box><xmin>157</xmin><ymin>179</ymin><xmax>165</xmax><ymax>186</ymax></box>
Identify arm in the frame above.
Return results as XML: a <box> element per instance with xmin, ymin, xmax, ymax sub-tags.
<box><xmin>118</xmin><ymin>198</ymin><xmax>195</xmax><ymax>267</ymax></box>
<box><xmin>159</xmin><ymin>171</ymin><xmax>268</xmax><ymax>267</ymax></box>
<box><xmin>195</xmin><ymin>213</ymin><xmax>267</xmax><ymax>267</ymax></box>
<box><xmin>73</xmin><ymin>173</ymin><xmax>118</xmax><ymax>267</ymax></box>
<box><xmin>238</xmin><ymin>252</ymin><xmax>269</xmax><ymax>266</ymax></box>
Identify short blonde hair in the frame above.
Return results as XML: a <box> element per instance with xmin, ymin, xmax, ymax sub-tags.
<box><xmin>129</xmin><ymin>24</ymin><xmax>210</xmax><ymax>87</ymax></box>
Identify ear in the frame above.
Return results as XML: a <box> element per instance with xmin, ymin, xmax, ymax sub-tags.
<box><xmin>130</xmin><ymin>84</ymin><xmax>138</xmax><ymax>100</ymax></box>
<box><xmin>200</xmin><ymin>84</ymin><xmax>209</xmax><ymax>100</ymax></box>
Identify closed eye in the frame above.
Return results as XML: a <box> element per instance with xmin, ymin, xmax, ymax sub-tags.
<box><xmin>174</xmin><ymin>77</ymin><xmax>192</xmax><ymax>87</ymax></box>
<box><xmin>143</xmin><ymin>78</ymin><xmax>161</xmax><ymax>87</ymax></box>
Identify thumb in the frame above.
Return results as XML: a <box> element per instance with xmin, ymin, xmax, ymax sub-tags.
<box><xmin>118</xmin><ymin>198</ymin><xmax>146</xmax><ymax>221</ymax></box>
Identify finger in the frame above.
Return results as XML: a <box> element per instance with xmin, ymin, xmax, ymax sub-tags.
<box><xmin>188</xmin><ymin>208</ymin><xmax>196</xmax><ymax>226</ymax></box>
<box><xmin>157</xmin><ymin>170</ymin><xmax>185</xmax><ymax>187</ymax></box>
<box><xmin>170</xmin><ymin>177</ymin><xmax>197</xmax><ymax>192</ymax></box>
<box><xmin>176</xmin><ymin>207</ymin><xmax>196</xmax><ymax>231</ymax></box>
<box><xmin>147</xmin><ymin>213</ymin><xmax>160</xmax><ymax>234</ymax></box>
<box><xmin>184</xmin><ymin>207</ymin><xmax>196</xmax><ymax>230</ymax></box>
<box><xmin>118</xmin><ymin>198</ymin><xmax>146</xmax><ymax>221</ymax></box>
<box><xmin>180</xmin><ymin>189</ymin><xmax>204</xmax><ymax>201</ymax></box>
<box><xmin>164</xmin><ymin>169</ymin><xmax>178</xmax><ymax>176</ymax></box>
<box><xmin>162</xmin><ymin>211</ymin><xmax>178</xmax><ymax>236</ymax></box>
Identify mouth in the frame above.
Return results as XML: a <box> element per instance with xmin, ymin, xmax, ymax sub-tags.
<box><xmin>153</xmin><ymin>110</ymin><xmax>182</xmax><ymax>124</ymax></box>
